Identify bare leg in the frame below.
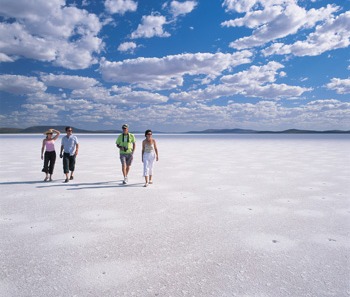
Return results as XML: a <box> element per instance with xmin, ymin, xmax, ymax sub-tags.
<box><xmin>144</xmin><ymin>176</ymin><xmax>149</xmax><ymax>187</ymax></box>
<box><xmin>126</xmin><ymin>165</ymin><xmax>131</xmax><ymax>177</ymax></box>
<box><xmin>122</xmin><ymin>164</ymin><xmax>127</xmax><ymax>178</ymax></box>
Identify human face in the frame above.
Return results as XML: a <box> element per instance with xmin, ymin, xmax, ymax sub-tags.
<box><xmin>66</xmin><ymin>129</ymin><xmax>73</xmax><ymax>136</ymax></box>
<box><xmin>146</xmin><ymin>132</ymin><xmax>152</xmax><ymax>138</ymax></box>
<box><xmin>122</xmin><ymin>127</ymin><xmax>128</xmax><ymax>134</ymax></box>
<box><xmin>47</xmin><ymin>133</ymin><xmax>53</xmax><ymax>139</ymax></box>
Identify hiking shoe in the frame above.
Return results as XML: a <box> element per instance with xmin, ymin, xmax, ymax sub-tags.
<box><xmin>64</xmin><ymin>178</ymin><xmax>69</xmax><ymax>183</ymax></box>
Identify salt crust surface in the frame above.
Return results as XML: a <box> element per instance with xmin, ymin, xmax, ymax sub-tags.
<box><xmin>0</xmin><ymin>134</ymin><xmax>349</xmax><ymax>297</ymax></box>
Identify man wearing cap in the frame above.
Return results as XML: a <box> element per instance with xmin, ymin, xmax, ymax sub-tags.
<box><xmin>116</xmin><ymin>124</ymin><xmax>136</xmax><ymax>184</ymax></box>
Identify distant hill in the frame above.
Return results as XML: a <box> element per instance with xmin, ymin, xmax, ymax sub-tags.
<box><xmin>0</xmin><ymin>126</ymin><xmax>349</xmax><ymax>134</ymax></box>
<box><xmin>0</xmin><ymin>126</ymin><xmax>121</xmax><ymax>134</ymax></box>
<box><xmin>186</xmin><ymin>128</ymin><xmax>350</xmax><ymax>134</ymax></box>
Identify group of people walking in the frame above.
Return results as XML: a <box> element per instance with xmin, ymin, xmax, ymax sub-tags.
<box><xmin>41</xmin><ymin>124</ymin><xmax>159</xmax><ymax>187</ymax></box>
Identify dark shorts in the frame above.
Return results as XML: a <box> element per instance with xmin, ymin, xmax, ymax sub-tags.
<box><xmin>120</xmin><ymin>154</ymin><xmax>133</xmax><ymax>166</ymax></box>
<box><xmin>63</xmin><ymin>153</ymin><xmax>76</xmax><ymax>173</ymax></box>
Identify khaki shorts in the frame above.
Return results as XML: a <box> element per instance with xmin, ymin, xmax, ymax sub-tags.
<box><xmin>120</xmin><ymin>153</ymin><xmax>133</xmax><ymax>166</ymax></box>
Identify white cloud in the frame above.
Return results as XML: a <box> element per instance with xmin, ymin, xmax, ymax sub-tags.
<box><xmin>170</xmin><ymin>61</ymin><xmax>311</xmax><ymax>101</ymax></box>
<box><xmin>99</xmin><ymin>99</ymin><xmax>350</xmax><ymax>131</ymax></box>
<box><xmin>222</xmin><ymin>1</ymin><xmax>339</xmax><ymax>50</ymax></box>
<box><xmin>169</xmin><ymin>1</ymin><xmax>197</xmax><ymax>17</ymax></box>
<box><xmin>104</xmin><ymin>0</ymin><xmax>137</xmax><ymax>15</ymax></box>
<box><xmin>131</xmin><ymin>14</ymin><xmax>170</xmax><ymax>39</ymax></box>
<box><xmin>40</xmin><ymin>74</ymin><xmax>100</xmax><ymax>89</ymax></box>
<box><xmin>326</xmin><ymin>77</ymin><xmax>350</xmax><ymax>94</ymax></box>
<box><xmin>0</xmin><ymin>75</ymin><xmax>47</xmax><ymax>94</ymax></box>
<box><xmin>71</xmin><ymin>86</ymin><xmax>167</xmax><ymax>105</ymax></box>
<box><xmin>99</xmin><ymin>51</ymin><xmax>253</xmax><ymax>90</ymax></box>
<box><xmin>263</xmin><ymin>11</ymin><xmax>350</xmax><ymax>57</ymax></box>
<box><xmin>222</xmin><ymin>0</ymin><xmax>262</xmax><ymax>13</ymax></box>
<box><xmin>0</xmin><ymin>52</ymin><xmax>14</xmax><ymax>62</ymax></box>
<box><xmin>118</xmin><ymin>42</ymin><xmax>137</xmax><ymax>53</ymax></box>
<box><xmin>0</xmin><ymin>0</ymin><xmax>104</xmax><ymax>69</ymax></box>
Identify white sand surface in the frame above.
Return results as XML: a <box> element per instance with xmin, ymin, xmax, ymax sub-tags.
<box><xmin>0</xmin><ymin>134</ymin><xmax>349</xmax><ymax>297</ymax></box>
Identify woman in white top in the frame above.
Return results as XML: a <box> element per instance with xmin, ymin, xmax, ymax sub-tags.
<box><xmin>41</xmin><ymin>128</ymin><xmax>60</xmax><ymax>181</ymax></box>
<box><xmin>141</xmin><ymin>129</ymin><xmax>159</xmax><ymax>187</ymax></box>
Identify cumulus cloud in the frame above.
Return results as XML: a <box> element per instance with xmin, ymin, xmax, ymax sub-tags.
<box><xmin>97</xmin><ymin>99</ymin><xmax>350</xmax><ymax>131</ymax></box>
<box><xmin>262</xmin><ymin>11</ymin><xmax>350</xmax><ymax>57</ymax></box>
<box><xmin>104</xmin><ymin>0</ymin><xmax>137</xmax><ymax>15</ymax></box>
<box><xmin>169</xmin><ymin>61</ymin><xmax>311</xmax><ymax>101</ymax></box>
<box><xmin>99</xmin><ymin>51</ymin><xmax>253</xmax><ymax>89</ymax></box>
<box><xmin>118</xmin><ymin>41</ymin><xmax>137</xmax><ymax>53</ymax></box>
<box><xmin>169</xmin><ymin>1</ymin><xmax>198</xmax><ymax>17</ymax></box>
<box><xmin>0</xmin><ymin>75</ymin><xmax>47</xmax><ymax>94</ymax></box>
<box><xmin>326</xmin><ymin>77</ymin><xmax>350</xmax><ymax>94</ymax></box>
<box><xmin>71</xmin><ymin>86</ymin><xmax>168</xmax><ymax>105</ymax></box>
<box><xmin>40</xmin><ymin>74</ymin><xmax>100</xmax><ymax>90</ymax></box>
<box><xmin>222</xmin><ymin>1</ymin><xmax>340</xmax><ymax>50</ymax></box>
<box><xmin>0</xmin><ymin>0</ymin><xmax>103</xmax><ymax>69</ymax></box>
<box><xmin>131</xmin><ymin>14</ymin><xmax>170</xmax><ymax>39</ymax></box>
<box><xmin>0</xmin><ymin>52</ymin><xmax>14</xmax><ymax>62</ymax></box>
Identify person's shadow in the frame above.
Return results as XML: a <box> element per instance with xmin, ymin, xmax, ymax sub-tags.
<box><xmin>0</xmin><ymin>180</ymin><xmax>145</xmax><ymax>189</ymax></box>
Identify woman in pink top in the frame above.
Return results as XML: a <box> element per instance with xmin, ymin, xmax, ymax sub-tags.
<box><xmin>41</xmin><ymin>129</ymin><xmax>60</xmax><ymax>181</ymax></box>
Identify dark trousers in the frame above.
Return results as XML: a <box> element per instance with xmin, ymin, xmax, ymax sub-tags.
<box><xmin>63</xmin><ymin>153</ymin><xmax>76</xmax><ymax>174</ymax></box>
<box><xmin>42</xmin><ymin>151</ymin><xmax>56</xmax><ymax>174</ymax></box>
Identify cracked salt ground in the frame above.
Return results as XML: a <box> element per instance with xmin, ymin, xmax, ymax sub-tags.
<box><xmin>0</xmin><ymin>134</ymin><xmax>349</xmax><ymax>297</ymax></box>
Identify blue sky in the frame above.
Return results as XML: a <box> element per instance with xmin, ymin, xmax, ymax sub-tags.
<box><xmin>0</xmin><ymin>0</ymin><xmax>349</xmax><ymax>132</ymax></box>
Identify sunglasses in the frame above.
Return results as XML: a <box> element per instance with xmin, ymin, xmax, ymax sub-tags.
<box><xmin>147</xmin><ymin>133</ymin><xmax>152</xmax><ymax>135</ymax></box>
<box><xmin>67</xmin><ymin>130</ymin><xmax>73</xmax><ymax>132</ymax></box>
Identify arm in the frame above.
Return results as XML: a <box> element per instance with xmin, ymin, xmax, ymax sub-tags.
<box><xmin>153</xmin><ymin>139</ymin><xmax>159</xmax><ymax>161</ymax></box>
<box><xmin>141</xmin><ymin>140</ymin><xmax>145</xmax><ymax>162</ymax></box>
<box><xmin>116</xmin><ymin>135</ymin><xmax>123</xmax><ymax>151</ymax></box>
<box><xmin>75</xmin><ymin>143</ymin><xmax>79</xmax><ymax>156</ymax></box>
<box><xmin>52</xmin><ymin>129</ymin><xmax>61</xmax><ymax>141</ymax></box>
<box><xmin>132</xmin><ymin>141</ymin><xmax>136</xmax><ymax>155</ymax></box>
<box><xmin>60</xmin><ymin>141</ymin><xmax>64</xmax><ymax>157</ymax></box>
<box><xmin>41</xmin><ymin>139</ymin><xmax>46</xmax><ymax>160</ymax></box>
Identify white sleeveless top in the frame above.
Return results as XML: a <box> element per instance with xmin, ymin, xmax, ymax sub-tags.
<box><xmin>144</xmin><ymin>142</ymin><xmax>154</xmax><ymax>153</ymax></box>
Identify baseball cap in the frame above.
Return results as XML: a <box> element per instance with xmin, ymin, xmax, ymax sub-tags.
<box><xmin>122</xmin><ymin>124</ymin><xmax>128</xmax><ymax>129</ymax></box>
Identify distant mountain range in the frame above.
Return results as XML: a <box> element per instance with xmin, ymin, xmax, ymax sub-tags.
<box><xmin>0</xmin><ymin>126</ymin><xmax>122</xmax><ymax>134</ymax></box>
<box><xmin>0</xmin><ymin>126</ymin><xmax>349</xmax><ymax>134</ymax></box>
<box><xmin>186</xmin><ymin>128</ymin><xmax>350</xmax><ymax>134</ymax></box>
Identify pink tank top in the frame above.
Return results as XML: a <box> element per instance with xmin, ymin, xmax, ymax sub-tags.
<box><xmin>45</xmin><ymin>139</ymin><xmax>55</xmax><ymax>152</ymax></box>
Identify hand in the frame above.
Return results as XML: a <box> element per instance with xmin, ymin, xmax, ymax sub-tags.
<box><xmin>60</xmin><ymin>153</ymin><xmax>63</xmax><ymax>158</ymax></box>
<box><xmin>41</xmin><ymin>155</ymin><xmax>43</xmax><ymax>160</ymax></box>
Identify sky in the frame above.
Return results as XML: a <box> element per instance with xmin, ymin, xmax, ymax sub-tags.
<box><xmin>0</xmin><ymin>0</ymin><xmax>349</xmax><ymax>132</ymax></box>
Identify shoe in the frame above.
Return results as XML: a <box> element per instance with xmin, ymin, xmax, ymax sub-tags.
<box><xmin>144</xmin><ymin>183</ymin><xmax>148</xmax><ymax>187</ymax></box>
<box><xmin>64</xmin><ymin>178</ymin><xmax>69</xmax><ymax>183</ymax></box>
<box><xmin>49</xmin><ymin>178</ymin><xmax>52</xmax><ymax>182</ymax></box>
<box><xmin>70</xmin><ymin>176</ymin><xmax>74</xmax><ymax>180</ymax></box>
<box><xmin>44</xmin><ymin>177</ymin><xmax>48</xmax><ymax>182</ymax></box>
<box><xmin>149</xmin><ymin>181</ymin><xmax>153</xmax><ymax>184</ymax></box>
